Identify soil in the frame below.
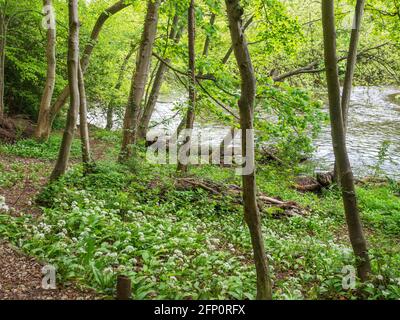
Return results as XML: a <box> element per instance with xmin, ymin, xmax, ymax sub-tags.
<box><xmin>0</xmin><ymin>241</ymin><xmax>98</xmax><ymax>300</ymax></box>
<box><xmin>0</xmin><ymin>141</ymin><xmax>105</xmax><ymax>300</ymax></box>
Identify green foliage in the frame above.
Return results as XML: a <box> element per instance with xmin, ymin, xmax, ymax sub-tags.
<box><xmin>358</xmin><ymin>186</ymin><xmax>400</xmax><ymax>235</ymax></box>
<box><xmin>371</xmin><ymin>140</ymin><xmax>392</xmax><ymax>177</ymax></box>
<box><xmin>0</xmin><ymin>135</ymin><xmax>81</xmax><ymax>160</ymax></box>
<box><xmin>0</xmin><ymin>151</ymin><xmax>399</xmax><ymax>300</ymax></box>
<box><xmin>1</xmin><ymin>0</ymin><xmax>400</xmax><ymax>301</ymax></box>
<box><xmin>256</xmin><ymin>82</ymin><xmax>326</xmax><ymax>162</ymax></box>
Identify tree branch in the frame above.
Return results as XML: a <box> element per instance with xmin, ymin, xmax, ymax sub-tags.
<box><xmin>273</xmin><ymin>42</ymin><xmax>393</xmax><ymax>81</ymax></box>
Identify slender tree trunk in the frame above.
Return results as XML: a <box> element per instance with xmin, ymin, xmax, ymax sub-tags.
<box><xmin>341</xmin><ymin>0</ymin><xmax>365</xmax><ymax>132</ymax></box>
<box><xmin>44</xmin><ymin>0</ymin><xmax>131</xmax><ymax>140</ymax></box>
<box><xmin>202</xmin><ymin>13</ymin><xmax>216</xmax><ymax>57</ymax></box>
<box><xmin>225</xmin><ymin>0</ymin><xmax>272</xmax><ymax>300</ymax></box>
<box><xmin>50</xmin><ymin>0</ymin><xmax>80</xmax><ymax>181</ymax></box>
<box><xmin>221</xmin><ymin>14</ymin><xmax>253</xmax><ymax>64</ymax></box>
<box><xmin>0</xmin><ymin>11</ymin><xmax>6</xmax><ymax>119</ymax></box>
<box><xmin>106</xmin><ymin>43</ymin><xmax>136</xmax><ymax>130</ymax></box>
<box><xmin>120</xmin><ymin>0</ymin><xmax>161</xmax><ymax>161</ymax></box>
<box><xmin>35</xmin><ymin>0</ymin><xmax>56</xmax><ymax>140</ymax></box>
<box><xmin>333</xmin><ymin>0</ymin><xmax>365</xmax><ymax>184</ymax></box>
<box><xmin>333</xmin><ymin>0</ymin><xmax>365</xmax><ymax>181</ymax></box>
<box><xmin>321</xmin><ymin>0</ymin><xmax>371</xmax><ymax>282</ymax></box>
<box><xmin>138</xmin><ymin>15</ymin><xmax>182</xmax><ymax>140</ymax></box>
<box><xmin>105</xmin><ymin>104</ymin><xmax>114</xmax><ymax>131</ymax></box>
<box><xmin>78</xmin><ymin>64</ymin><xmax>94</xmax><ymax>172</ymax></box>
<box><xmin>177</xmin><ymin>0</ymin><xmax>196</xmax><ymax>173</ymax></box>
<box><xmin>137</xmin><ymin>60</ymin><xmax>168</xmax><ymax>139</ymax></box>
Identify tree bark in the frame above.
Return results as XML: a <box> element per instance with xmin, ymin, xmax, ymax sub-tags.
<box><xmin>137</xmin><ymin>14</ymin><xmax>181</xmax><ymax>139</ymax></box>
<box><xmin>50</xmin><ymin>0</ymin><xmax>80</xmax><ymax>181</ymax></box>
<box><xmin>321</xmin><ymin>0</ymin><xmax>371</xmax><ymax>282</ymax></box>
<box><xmin>45</xmin><ymin>0</ymin><xmax>131</xmax><ymax>140</ymax></box>
<box><xmin>0</xmin><ymin>9</ymin><xmax>6</xmax><ymax>119</ymax></box>
<box><xmin>333</xmin><ymin>0</ymin><xmax>366</xmax><ymax>181</ymax></box>
<box><xmin>225</xmin><ymin>0</ymin><xmax>272</xmax><ymax>300</ymax></box>
<box><xmin>177</xmin><ymin>0</ymin><xmax>196</xmax><ymax>173</ymax></box>
<box><xmin>341</xmin><ymin>0</ymin><xmax>365</xmax><ymax>131</ymax></box>
<box><xmin>78</xmin><ymin>64</ymin><xmax>94</xmax><ymax>172</ymax></box>
<box><xmin>106</xmin><ymin>43</ymin><xmax>136</xmax><ymax>130</ymax></box>
<box><xmin>35</xmin><ymin>0</ymin><xmax>56</xmax><ymax>140</ymax></box>
<box><xmin>221</xmin><ymin>14</ymin><xmax>253</xmax><ymax>64</ymax></box>
<box><xmin>120</xmin><ymin>0</ymin><xmax>161</xmax><ymax>161</ymax></box>
<box><xmin>202</xmin><ymin>13</ymin><xmax>216</xmax><ymax>57</ymax></box>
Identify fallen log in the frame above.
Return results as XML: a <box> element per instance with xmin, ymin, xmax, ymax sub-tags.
<box><xmin>176</xmin><ymin>178</ymin><xmax>221</xmax><ymax>195</ymax></box>
<box><xmin>175</xmin><ymin>177</ymin><xmax>308</xmax><ymax>218</ymax></box>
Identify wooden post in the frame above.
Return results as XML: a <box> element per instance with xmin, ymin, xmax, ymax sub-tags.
<box><xmin>116</xmin><ymin>275</ymin><xmax>132</xmax><ymax>300</ymax></box>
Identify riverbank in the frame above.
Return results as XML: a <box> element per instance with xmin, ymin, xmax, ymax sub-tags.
<box><xmin>0</xmin><ymin>129</ymin><xmax>399</xmax><ymax>299</ymax></box>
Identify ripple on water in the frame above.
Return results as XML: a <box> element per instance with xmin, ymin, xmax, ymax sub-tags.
<box><xmin>312</xmin><ymin>86</ymin><xmax>400</xmax><ymax>178</ymax></box>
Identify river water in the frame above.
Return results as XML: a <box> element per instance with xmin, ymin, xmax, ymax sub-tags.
<box><xmin>312</xmin><ymin>86</ymin><xmax>400</xmax><ymax>178</ymax></box>
<box><xmin>89</xmin><ymin>86</ymin><xmax>400</xmax><ymax>178</ymax></box>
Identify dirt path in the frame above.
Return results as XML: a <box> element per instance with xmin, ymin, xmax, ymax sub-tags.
<box><xmin>0</xmin><ymin>152</ymin><xmax>100</xmax><ymax>300</ymax></box>
<box><xmin>0</xmin><ymin>242</ymin><xmax>98</xmax><ymax>300</ymax></box>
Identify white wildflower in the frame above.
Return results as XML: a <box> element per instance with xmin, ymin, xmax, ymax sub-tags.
<box><xmin>125</xmin><ymin>246</ymin><xmax>135</xmax><ymax>253</ymax></box>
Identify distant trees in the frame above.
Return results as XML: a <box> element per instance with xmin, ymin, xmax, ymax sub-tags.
<box><xmin>0</xmin><ymin>0</ymin><xmax>37</xmax><ymax>119</ymax></box>
<box><xmin>321</xmin><ymin>0</ymin><xmax>371</xmax><ymax>282</ymax></box>
<box><xmin>106</xmin><ymin>43</ymin><xmax>137</xmax><ymax>131</ymax></box>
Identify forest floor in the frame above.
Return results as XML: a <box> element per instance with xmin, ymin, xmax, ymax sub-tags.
<box><xmin>0</xmin><ymin>241</ymin><xmax>97</xmax><ymax>300</ymax></box>
<box><xmin>0</xmin><ymin>135</ymin><xmax>105</xmax><ymax>300</ymax></box>
<box><xmin>0</xmin><ymin>129</ymin><xmax>400</xmax><ymax>300</ymax></box>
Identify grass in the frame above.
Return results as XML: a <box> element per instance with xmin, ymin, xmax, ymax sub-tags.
<box><xmin>0</xmin><ymin>132</ymin><xmax>399</xmax><ymax>300</ymax></box>
<box><xmin>0</xmin><ymin>133</ymin><xmax>81</xmax><ymax>160</ymax></box>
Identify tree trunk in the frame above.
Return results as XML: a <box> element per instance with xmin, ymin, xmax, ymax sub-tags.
<box><xmin>341</xmin><ymin>0</ymin><xmax>365</xmax><ymax>131</ymax></box>
<box><xmin>0</xmin><ymin>11</ymin><xmax>6</xmax><ymax>119</ymax></box>
<box><xmin>225</xmin><ymin>0</ymin><xmax>272</xmax><ymax>300</ymax></box>
<box><xmin>35</xmin><ymin>0</ymin><xmax>56</xmax><ymax>140</ymax></box>
<box><xmin>78</xmin><ymin>64</ymin><xmax>94</xmax><ymax>172</ymax></box>
<box><xmin>137</xmin><ymin>15</ymin><xmax>181</xmax><ymax>140</ymax></box>
<box><xmin>177</xmin><ymin>0</ymin><xmax>196</xmax><ymax>173</ymax></box>
<box><xmin>45</xmin><ymin>0</ymin><xmax>131</xmax><ymax>140</ymax></box>
<box><xmin>221</xmin><ymin>14</ymin><xmax>253</xmax><ymax>64</ymax></box>
<box><xmin>50</xmin><ymin>0</ymin><xmax>80</xmax><ymax>181</ymax></box>
<box><xmin>321</xmin><ymin>0</ymin><xmax>371</xmax><ymax>282</ymax></box>
<box><xmin>333</xmin><ymin>0</ymin><xmax>365</xmax><ymax>181</ymax></box>
<box><xmin>202</xmin><ymin>13</ymin><xmax>216</xmax><ymax>57</ymax></box>
<box><xmin>106</xmin><ymin>43</ymin><xmax>136</xmax><ymax>130</ymax></box>
<box><xmin>120</xmin><ymin>0</ymin><xmax>161</xmax><ymax>161</ymax></box>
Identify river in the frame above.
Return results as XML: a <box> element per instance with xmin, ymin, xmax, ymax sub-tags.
<box><xmin>312</xmin><ymin>86</ymin><xmax>400</xmax><ymax>178</ymax></box>
<box><xmin>88</xmin><ymin>86</ymin><xmax>400</xmax><ymax>178</ymax></box>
